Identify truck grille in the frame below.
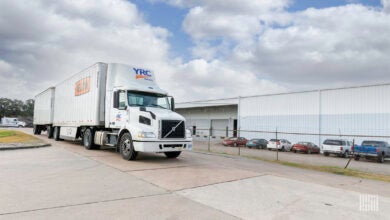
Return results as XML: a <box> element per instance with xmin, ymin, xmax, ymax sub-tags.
<box><xmin>161</xmin><ymin>120</ymin><xmax>185</xmax><ymax>139</ymax></box>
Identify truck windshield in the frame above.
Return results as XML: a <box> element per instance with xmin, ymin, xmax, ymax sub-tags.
<box><xmin>127</xmin><ymin>91</ymin><xmax>170</xmax><ymax>109</ymax></box>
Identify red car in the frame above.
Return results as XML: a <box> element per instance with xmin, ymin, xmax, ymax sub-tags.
<box><xmin>291</xmin><ymin>142</ymin><xmax>320</xmax><ymax>154</ymax></box>
<box><xmin>222</xmin><ymin>137</ymin><xmax>248</xmax><ymax>147</ymax></box>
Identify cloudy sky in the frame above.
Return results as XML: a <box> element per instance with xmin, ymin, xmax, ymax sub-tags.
<box><xmin>0</xmin><ymin>0</ymin><xmax>389</xmax><ymax>102</ymax></box>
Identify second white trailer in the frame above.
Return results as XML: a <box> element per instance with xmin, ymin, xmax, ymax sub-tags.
<box><xmin>33</xmin><ymin>87</ymin><xmax>55</xmax><ymax>136</ymax></box>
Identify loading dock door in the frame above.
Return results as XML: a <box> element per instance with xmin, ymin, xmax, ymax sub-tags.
<box><xmin>211</xmin><ymin>119</ymin><xmax>229</xmax><ymax>137</ymax></box>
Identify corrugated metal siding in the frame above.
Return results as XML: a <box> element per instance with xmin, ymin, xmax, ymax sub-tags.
<box><xmin>240</xmin><ymin>91</ymin><xmax>319</xmax><ymax>142</ymax></box>
<box><xmin>33</xmin><ymin>87</ymin><xmax>55</xmax><ymax>125</ymax></box>
<box><xmin>53</xmin><ymin>63</ymin><xmax>106</xmax><ymax>127</ymax></box>
<box><xmin>240</xmin><ymin>84</ymin><xmax>390</xmax><ymax>145</ymax></box>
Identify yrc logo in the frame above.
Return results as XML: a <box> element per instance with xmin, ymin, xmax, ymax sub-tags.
<box><xmin>134</xmin><ymin>68</ymin><xmax>153</xmax><ymax>81</ymax></box>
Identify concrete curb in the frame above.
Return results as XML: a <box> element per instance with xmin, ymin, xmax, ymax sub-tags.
<box><xmin>0</xmin><ymin>143</ymin><xmax>51</xmax><ymax>151</ymax></box>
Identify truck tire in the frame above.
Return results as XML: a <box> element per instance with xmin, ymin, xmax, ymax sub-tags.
<box><xmin>83</xmin><ymin>128</ymin><xmax>97</xmax><ymax>150</ymax></box>
<box><xmin>324</xmin><ymin>152</ymin><xmax>329</xmax><ymax>156</ymax></box>
<box><xmin>354</xmin><ymin>155</ymin><xmax>360</xmax><ymax>161</ymax></box>
<box><xmin>47</xmin><ymin>126</ymin><xmax>54</xmax><ymax>139</ymax></box>
<box><xmin>119</xmin><ymin>133</ymin><xmax>138</xmax><ymax>160</ymax></box>
<box><xmin>342</xmin><ymin>151</ymin><xmax>348</xmax><ymax>158</ymax></box>
<box><xmin>54</xmin><ymin>127</ymin><xmax>60</xmax><ymax>141</ymax></box>
<box><xmin>164</xmin><ymin>151</ymin><xmax>181</xmax><ymax>158</ymax></box>
<box><xmin>33</xmin><ymin>126</ymin><xmax>41</xmax><ymax>135</ymax></box>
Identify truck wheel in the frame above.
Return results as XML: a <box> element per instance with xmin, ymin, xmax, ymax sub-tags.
<box><xmin>119</xmin><ymin>133</ymin><xmax>138</xmax><ymax>160</ymax></box>
<box><xmin>47</xmin><ymin>126</ymin><xmax>54</xmax><ymax>139</ymax></box>
<box><xmin>34</xmin><ymin>126</ymin><xmax>41</xmax><ymax>135</ymax></box>
<box><xmin>83</xmin><ymin>128</ymin><xmax>97</xmax><ymax>150</ymax></box>
<box><xmin>54</xmin><ymin>127</ymin><xmax>60</xmax><ymax>141</ymax></box>
<box><xmin>324</xmin><ymin>152</ymin><xmax>329</xmax><ymax>156</ymax></box>
<box><xmin>354</xmin><ymin>155</ymin><xmax>360</xmax><ymax>161</ymax></box>
<box><xmin>341</xmin><ymin>151</ymin><xmax>347</xmax><ymax>158</ymax></box>
<box><xmin>164</xmin><ymin>151</ymin><xmax>181</xmax><ymax>158</ymax></box>
<box><xmin>377</xmin><ymin>154</ymin><xmax>384</xmax><ymax>163</ymax></box>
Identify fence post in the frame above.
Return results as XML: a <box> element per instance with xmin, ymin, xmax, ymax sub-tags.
<box><xmin>276</xmin><ymin>128</ymin><xmax>279</xmax><ymax>161</ymax></box>
<box><xmin>238</xmin><ymin>127</ymin><xmax>241</xmax><ymax>156</ymax></box>
<box><xmin>344</xmin><ymin>139</ymin><xmax>354</xmax><ymax>169</ymax></box>
<box><xmin>208</xmin><ymin>126</ymin><xmax>211</xmax><ymax>152</ymax></box>
<box><xmin>226</xmin><ymin>126</ymin><xmax>228</xmax><ymax>138</ymax></box>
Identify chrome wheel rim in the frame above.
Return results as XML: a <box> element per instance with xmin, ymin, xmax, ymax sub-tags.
<box><xmin>122</xmin><ymin>139</ymin><xmax>131</xmax><ymax>155</ymax></box>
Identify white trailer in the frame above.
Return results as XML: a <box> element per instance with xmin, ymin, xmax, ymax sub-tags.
<box><xmin>34</xmin><ymin>62</ymin><xmax>192</xmax><ymax>160</ymax></box>
<box><xmin>33</xmin><ymin>87</ymin><xmax>55</xmax><ymax>137</ymax></box>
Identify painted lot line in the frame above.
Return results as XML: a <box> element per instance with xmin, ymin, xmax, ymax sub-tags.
<box><xmin>179</xmin><ymin>175</ymin><xmax>390</xmax><ymax>220</ymax></box>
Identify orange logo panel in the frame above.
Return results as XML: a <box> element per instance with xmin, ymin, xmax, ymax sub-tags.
<box><xmin>75</xmin><ymin>77</ymin><xmax>91</xmax><ymax>96</ymax></box>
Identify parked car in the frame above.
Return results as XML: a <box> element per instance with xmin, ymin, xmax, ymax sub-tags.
<box><xmin>267</xmin><ymin>139</ymin><xmax>292</xmax><ymax>151</ymax></box>
<box><xmin>322</xmin><ymin>139</ymin><xmax>352</xmax><ymax>158</ymax></box>
<box><xmin>246</xmin><ymin>139</ymin><xmax>268</xmax><ymax>149</ymax></box>
<box><xmin>222</xmin><ymin>137</ymin><xmax>248</xmax><ymax>147</ymax></box>
<box><xmin>353</xmin><ymin>140</ymin><xmax>390</xmax><ymax>163</ymax></box>
<box><xmin>291</xmin><ymin>142</ymin><xmax>320</xmax><ymax>154</ymax></box>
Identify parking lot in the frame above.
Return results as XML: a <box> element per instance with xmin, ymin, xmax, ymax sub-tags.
<box><xmin>193</xmin><ymin>139</ymin><xmax>390</xmax><ymax>176</ymax></box>
<box><xmin>1</xmin><ymin>128</ymin><xmax>390</xmax><ymax>219</ymax></box>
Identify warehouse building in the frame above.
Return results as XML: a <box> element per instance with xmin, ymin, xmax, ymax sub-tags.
<box><xmin>177</xmin><ymin>83</ymin><xmax>390</xmax><ymax>145</ymax></box>
<box><xmin>176</xmin><ymin>98</ymin><xmax>238</xmax><ymax>138</ymax></box>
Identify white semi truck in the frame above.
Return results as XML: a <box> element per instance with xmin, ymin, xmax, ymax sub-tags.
<box><xmin>33</xmin><ymin>63</ymin><xmax>192</xmax><ymax>160</ymax></box>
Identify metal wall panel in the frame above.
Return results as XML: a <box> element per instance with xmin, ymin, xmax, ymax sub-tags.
<box><xmin>240</xmin><ymin>91</ymin><xmax>320</xmax><ymax>143</ymax></box>
<box><xmin>240</xmin><ymin>84</ymin><xmax>390</xmax><ymax>145</ymax></box>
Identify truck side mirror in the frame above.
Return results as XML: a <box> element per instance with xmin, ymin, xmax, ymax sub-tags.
<box><xmin>170</xmin><ymin>97</ymin><xmax>175</xmax><ymax>111</ymax></box>
<box><xmin>113</xmin><ymin>91</ymin><xmax>119</xmax><ymax>108</ymax></box>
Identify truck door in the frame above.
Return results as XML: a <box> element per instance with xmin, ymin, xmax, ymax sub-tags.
<box><xmin>111</xmin><ymin>90</ymin><xmax>128</xmax><ymax>128</ymax></box>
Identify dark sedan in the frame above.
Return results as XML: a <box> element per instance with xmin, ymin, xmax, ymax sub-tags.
<box><xmin>291</xmin><ymin>142</ymin><xmax>320</xmax><ymax>154</ymax></box>
<box><xmin>246</xmin><ymin>139</ymin><xmax>268</xmax><ymax>149</ymax></box>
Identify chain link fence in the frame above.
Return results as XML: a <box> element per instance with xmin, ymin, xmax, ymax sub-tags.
<box><xmin>190</xmin><ymin>127</ymin><xmax>390</xmax><ymax>174</ymax></box>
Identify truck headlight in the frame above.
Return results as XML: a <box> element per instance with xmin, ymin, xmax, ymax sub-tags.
<box><xmin>186</xmin><ymin>129</ymin><xmax>192</xmax><ymax>138</ymax></box>
<box><xmin>138</xmin><ymin>132</ymin><xmax>156</xmax><ymax>138</ymax></box>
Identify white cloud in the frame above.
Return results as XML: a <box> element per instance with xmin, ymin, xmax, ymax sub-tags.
<box><xmin>0</xmin><ymin>0</ymin><xmax>170</xmax><ymax>99</ymax></box>
<box><xmin>182</xmin><ymin>0</ymin><xmax>291</xmax><ymax>41</ymax></box>
<box><xmin>0</xmin><ymin>0</ymin><xmax>286</xmax><ymax>102</ymax></box>
<box><xmin>176</xmin><ymin>1</ymin><xmax>390</xmax><ymax>90</ymax></box>
<box><xmin>2</xmin><ymin>0</ymin><xmax>390</xmax><ymax>103</ymax></box>
<box><xmin>169</xmin><ymin>59</ymin><xmax>285</xmax><ymax>100</ymax></box>
<box><xmin>383</xmin><ymin>0</ymin><xmax>390</xmax><ymax>13</ymax></box>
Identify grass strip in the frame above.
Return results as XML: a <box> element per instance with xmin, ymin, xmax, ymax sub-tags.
<box><xmin>0</xmin><ymin>130</ymin><xmax>41</xmax><ymax>143</ymax></box>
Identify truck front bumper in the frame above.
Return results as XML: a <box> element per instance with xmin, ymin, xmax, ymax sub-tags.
<box><xmin>133</xmin><ymin>141</ymin><xmax>193</xmax><ymax>152</ymax></box>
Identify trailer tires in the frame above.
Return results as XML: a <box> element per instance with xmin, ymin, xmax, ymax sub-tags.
<box><xmin>33</xmin><ymin>126</ymin><xmax>41</xmax><ymax>135</ymax></box>
<box><xmin>83</xmin><ymin>128</ymin><xmax>98</xmax><ymax>150</ymax></box>
<box><xmin>47</xmin><ymin>126</ymin><xmax>54</xmax><ymax>139</ymax></box>
<box><xmin>119</xmin><ymin>133</ymin><xmax>138</xmax><ymax>160</ymax></box>
<box><xmin>164</xmin><ymin>151</ymin><xmax>181</xmax><ymax>158</ymax></box>
<box><xmin>54</xmin><ymin>127</ymin><xmax>60</xmax><ymax>141</ymax></box>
